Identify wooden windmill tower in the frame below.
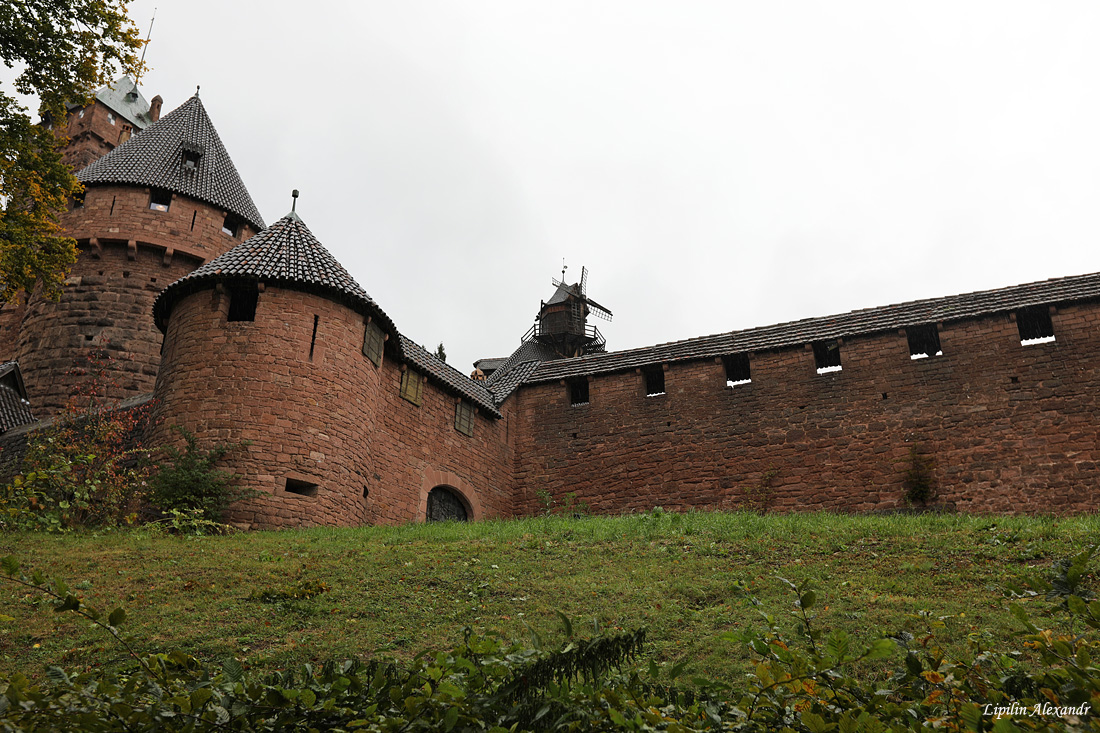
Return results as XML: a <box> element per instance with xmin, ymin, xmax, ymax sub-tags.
<box><xmin>529</xmin><ymin>265</ymin><xmax>613</xmax><ymax>358</ymax></box>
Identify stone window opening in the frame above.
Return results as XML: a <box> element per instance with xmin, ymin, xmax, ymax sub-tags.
<box><xmin>724</xmin><ymin>353</ymin><xmax>751</xmax><ymax>386</ymax></box>
<box><xmin>400</xmin><ymin>368</ymin><xmax>424</xmax><ymax>406</ymax></box>
<box><xmin>643</xmin><ymin>364</ymin><xmax>665</xmax><ymax>396</ymax></box>
<box><xmin>907</xmin><ymin>324</ymin><xmax>943</xmax><ymax>360</ymax></box>
<box><xmin>362</xmin><ymin>320</ymin><xmax>385</xmax><ymax>366</ymax></box>
<box><xmin>149</xmin><ymin>188</ymin><xmax>171</xmax><ymax>212</ymax></box>
<box><xmin>72</xmin><ymin>189</ymin><xmax>85</xmax><ymax>210</ymax></box>
<box><xmin>222</xmin><ymin>214</ymin><xmax>242</xmax><ymax>237</ymax></box>
<box><xmin>455</xmin><ymin>400</ymin><xmax>474</xmax><ymax>436</ymax></box>
<box><xmin>227</xmin><ymin>284</ymin><xmax>258</xmax><ymax>322</ymax></box>
<box><xmin>107</xmin><ymin>112</ymin><xmax>115</xmax><ymax>125</ymax></box>
<box><xmin>427</xmin><ymin>486</ymin><xmax>469</xmax><ymax>522</ymax></box>
<box><xmin>284</xmin><ymin>478</ymin><xmax>318</xmax><ymax>498</ymax></box>
<box><xmin>309</xmin><ymin>315</ymin><xmax>319</xmax><ymax>361</ymax></box>
<box><xmin>568</xmin><ymin>376</ymin><xmax>589</xmax><ymax>406</ymax></box>
<box><xmin>813</xmin><ymin>340</ymin><xmax>843</xmax><ymax>374</ymax></box>
<box><xmin>1016</xmin><ymin>305</ymin><xmax>1055</xmax><ymax>345</ymax></box>
<box><xmin>190</xmin><ymin>211</ymin><xmax>197</xmax><ymax>231</ymax></box>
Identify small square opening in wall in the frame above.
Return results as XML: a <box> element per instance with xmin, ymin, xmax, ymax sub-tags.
<box><xmin>642</xmin><ymin>365</ymin><xmax>665</xmax><ymax>396</ymax></box>
<box><xmin>227</xmin><ymin>284</ymin><xmax>258</xmax><ymax>322</ymax></box>
<box><xmin>1017</xmin><ymin>305</ymin><xmax>1055</xmax><ymax>345</ymax></box>
<box><xmin>149</xmin><ymin>188</ymin><xmax>171</xmax><ymax>212</ymax></box>
<box><xmin>568</xmin><ymin>377</ymin><xmax>589</xmax><ymax>406</ymax></box>
<box><xmin>813</xmin><ymin>340</ymin><xmax>843</xmax><ymax>374</ymax></box>
<box><xmin>222</xmin><ymin>214</ymin><xmax>241</xmax><ymax>237</ymax></box>
<box><xmin>285</xmin><ymin>478</ymin><xmax>318</xmax><ymax>498</ymax></box>
<box><xmin>907</xmin><ymin>324</ymin><xmax>942</xmax><ymax>359</ymax></box>
<box><xmin>723</xmin><ymin>353</ymin><xmax>751</xmax><ymax>386</ymax></box>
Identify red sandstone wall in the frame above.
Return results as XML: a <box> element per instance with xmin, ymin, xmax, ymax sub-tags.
<box><xmin>370</xmin><ymin>359</ymin><xmax>516</xmax><ymax>524</ymax></box>
<box><xmin>14</xmin><ymin>185</ymin><xmax>256</xmax><ymax>414</ymax></box>
<box><xmin>511</xmin><ymin>302</ymin><xmax>1100</xmax><ymax>516</ymax></box>
<box><xmin>151</xmin><ymin>285</ymin><xmax>515</xmax><ymax>528</ymax></box>
<box><xmin>59</xmin><ymin>100</ymin><xmax>133</xmax><ymax>171</ymax></box>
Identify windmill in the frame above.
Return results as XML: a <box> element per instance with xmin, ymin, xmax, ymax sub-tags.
<box><xmin>533</xmin><ymin>265</ymin><xmax>613</xmax><ymax>357</ymax></box>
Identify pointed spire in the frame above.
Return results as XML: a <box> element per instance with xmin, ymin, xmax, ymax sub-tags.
<box><xmin>77</xmin><ymin>94</ymin><xmax>264</xmax><ymax>230</ymax></box>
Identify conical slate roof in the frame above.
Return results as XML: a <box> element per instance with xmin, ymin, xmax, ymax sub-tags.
<box><xmin>77</xmin><ymin>93</ymin><xmax>264</xmax><ymax>230</ymax></box>
<box><xmin>153</xmin><ymin>212</ymin><xmax>396</xmax><ymax>340</ymax></box>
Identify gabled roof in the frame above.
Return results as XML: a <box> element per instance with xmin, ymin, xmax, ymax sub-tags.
<box><xmin>484</xmin><ymin>338</ymin><xmax>563</xmax><ymax>403</ymax></box>
<box><xmin>153</xmin><ymin>212</ymin><xmax>395</xmax><ymax>338</ymax></box>
<box><xmin>77</xmin><ymin>93</ymin><xmax>264</xmax><ymax>230</ymax></box>
<box><xmin>398</xmin><ymin>337</ymin><xmax>501</xmax><ymax>417</ymax></box>
<box><xmin>525</xmin><ymin>271</ymin><xmax>1100</xmax><ymax>384</ymax></box>
<box><xmin>82</xmin><ymin>76</ymin><xmax>152</xmax><ymax>129</ymax></box>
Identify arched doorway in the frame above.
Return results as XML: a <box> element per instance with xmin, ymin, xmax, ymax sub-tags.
<box><xmin>426</xmin><ymin>486</ymin><xmax>468</xmax><ymax>522</ymax></box>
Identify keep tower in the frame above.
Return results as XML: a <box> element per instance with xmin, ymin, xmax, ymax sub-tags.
<box><xmin>150</xmin><ymin>209</ymin><xmax>400</xmax><ymax>528</ymax></box>
<box><xmin>13</xmin><ymin>92</ymin><xmax>264</xmax><ymax>414</ymax></box>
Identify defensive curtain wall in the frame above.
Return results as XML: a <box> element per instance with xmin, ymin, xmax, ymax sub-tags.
<box><xmin>509</xmin><ymin>276</ymin><xmax>1099</xmax><ymax>517</ymax></box>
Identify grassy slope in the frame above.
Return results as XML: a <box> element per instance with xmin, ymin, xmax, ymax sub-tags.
<box><xmin>1</xmin><ymin>511</ymin><xmax>1096</xmax><ymax>682</ymax></box>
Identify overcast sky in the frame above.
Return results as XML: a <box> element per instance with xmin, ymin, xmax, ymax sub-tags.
<box><xmin>8</xmin><ymin>2</ymin><xmax>1100</xmax><ymax>373</ymax></box>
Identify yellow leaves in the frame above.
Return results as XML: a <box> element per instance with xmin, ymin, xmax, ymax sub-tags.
<box><xmin>921</xmin><ymin>670</ymin><xmax>945</xmax><ymax>684</ymax></box>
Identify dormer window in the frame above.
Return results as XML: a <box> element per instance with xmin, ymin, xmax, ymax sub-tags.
<box><xmin>149</xmin><ymin>188</ymin><xmax>171</xmax><ymax>212</ymax></box>
<box><xmin>181</xmin><ymin>141</ymin><xmax>205</xmax><ymax>171</ymax></box>
<box><xmin>222</xmin><ymin>214</ymin><xmax>242</xmax><ymax>237</ymax></box>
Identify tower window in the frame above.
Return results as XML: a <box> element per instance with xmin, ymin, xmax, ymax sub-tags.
<box><xmin>227</xmin><ymin>284</ymin><xmax>258</xmax><ymax>322</ymax></box>
<box><xmin>1017</xmin><ymin>305</ymin><xmax>1055</xmax><ymax>345</ymax></box>
<box><xmin>643</xmin><ymin>365</ymin><xmax>665</xmax><ymax>396</ymax></box>
<box><xmin>400</xmin><ymin>369</ymin><xmax>423</xmax><ymax>406</ymax></box>
<box><xmin>72</xmin><ymin>189</ymin><xmax>85</xmax><ymax>210</ymax></box>
<box><xmin>222</xmin><ymin>214</ymin><xmax>242</xmax><ymax>237</ymax></box>
<box><xmin>568</xmin><ymin>377</ymin><xmax>589</xmax><ymax>406</ymax></box>
<box><xmin>813</xmin><ymin>340</ymin><xmax>842</xmax><ymax>374</ymax></box>
<box><xmin>455</xmin><ymin>401</ymin><xmax>474</xmax><ymax>436</ymax></box>
<box><xmin>107</xmin><ymin>112</ymin><xmax>115</xmax><ymax>125</ymax></box>
<box><xmin>149</xmin><ymin>188</ymin><xmax>171</xmax><ymax>212</ymax></box>
<box><xmin>362</xmin><ymin>321</ymin><xmax>384</xmax><ymax>366</ymax></box>
<box><xmin>907</xmin><ymin>324</ymin><xmax>942</xmax><ymax>359</ymax></box>
<box><xmin>723</xmin><ymin>353</ymin><xmax>751</xmax><ymax>386</ymax></box>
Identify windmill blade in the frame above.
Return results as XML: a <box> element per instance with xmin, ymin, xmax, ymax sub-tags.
<box><xmin>584</xmin><ymin>296</ymin><xmax>613</xmax><ymax>321</ymax></box>
<box><xmin>580</xmin><ymin>266</ymin><xmax>588</xmax><ymax>296</ymax></box>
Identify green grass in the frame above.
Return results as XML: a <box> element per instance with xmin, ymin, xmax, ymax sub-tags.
<box><xmin>1</xmin><ymin>511</ymin><xmax>1096</xmax><ymax>683</ymax></box>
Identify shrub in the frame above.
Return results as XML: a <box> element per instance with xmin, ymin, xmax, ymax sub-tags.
<box><xmin>147</xmin><ymin>426</ymin><xmax>250</xmax><ymax>522</ymax></box>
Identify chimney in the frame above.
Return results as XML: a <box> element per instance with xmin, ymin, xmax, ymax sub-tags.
<box><xmin>150</xmin><ymin>95</ymin><xmax>163</xmax><ymax>123</ymax></box>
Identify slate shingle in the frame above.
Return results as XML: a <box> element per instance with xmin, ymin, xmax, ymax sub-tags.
<box><xmin>526</xmin><ymin>271</ymin><xmax>1100</xmax><ymax>384</ymax></box>
<box><xmin>77</xmin><ymin>94</ymin><xmax>264</xmax><ymax>231</ymax></box>
<box><xmin>153</xmin><ymin>213</ymin><xmax>396</xmax><ymax>338</ymax></box>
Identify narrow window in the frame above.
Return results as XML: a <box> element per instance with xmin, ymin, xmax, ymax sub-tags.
<box><xmin>107</xmin><ymin>112</ymin><xmax>115</xmax><ymax>125</ymax></box>
<box><xmin>907</xmin><ymin>324</ymin><xmax>942</xmax><ymax>359</ymax></box>
<box><xmin>643</xmin><ymin>364</ymin><xmax>665</xmax><ymax>396</ymax></box>
<box><xmin>723</xmin><ymin>353</ymin><xmax>751</xmax><ymax>386</ymax></box>
<box><xmin>110</xmin><ymin>196</ymin><xmax>116</xmax><ymax>215</ymax></box>
<box><xmin>455</xmin><ymin>401</ymin><xmax>474</xmax><ymax>436</ymax></box>
<box><xmin>568</xmin><ymin>376</ymin><xmax>589</xmax><ymax>406</ymax></box>
<box><xmin>149</xmin><ymin>188</ymin><xmax>171</xmax><ymax>212</ymax></box>
<box><xmin>362</xmin><ymin>321</ymin><xmax>384</xmax><ymax>366</ymax></box>
<box><xmin>190</xmin><ymin>211</ymin><xmax>197</xmax><ymax>231</ymax></box>
<box><xmin>813</xmin><ymin>340</ymin><xmax>842</xmax><ymax>374</ymax></box>
<box><xmin>227</xmin><ymin>284</ymin><xmax>258</xmax><ymax>322</ymax></box>
<box><xmin>1017</xmin><ymin>305</ymin><xmax>1055</xmax><ymax>345</ymax></box>
<box><xmin>72</xmin><ymin>189</ymin><xmax>85</xmax><ymax>210</ymax></box>
<box><xmin>309</xmin><ymin>315</ymin><xmax>319</xmax><ymax>361</ymax></box>
<box><xmin>285</xmin><ymin>478</ymin><xmax>318</xmax><ymax>498</ymax></box>
<box><xmin>221</xmin><ymin>214</ymin><xmax>241</xmax><ymax>237</ymax></box>
<box><xmin>400</xmin><ymin>369</ymin><xmax>423</xmax><ymax>406</ymax></box>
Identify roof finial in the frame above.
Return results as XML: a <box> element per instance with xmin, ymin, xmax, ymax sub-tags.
<box><xmin>195</xmin><ymin>85</ymin><xmax>200</xmax><ymax>97</ymax></box>
<box><xmin>292</xmin><ymin>189</ymin><xmax>299</xmax><ymax>212</ymax></box>
<box><xmin>561</xmin><ymin>259</ymin><xmax>568</xmax><ymax>282</ymax></box>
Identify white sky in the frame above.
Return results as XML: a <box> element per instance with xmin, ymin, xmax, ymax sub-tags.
<box><xmin>7</xmin><ymin>2</ymin><xmax>1100</xmax><ymax>373</ymax></box>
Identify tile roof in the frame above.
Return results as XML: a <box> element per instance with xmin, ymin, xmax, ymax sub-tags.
<box><xmin>484</xmin><ymin>339</ymin><xmax>563</xmax><ymax>403</ymax></box>
<box><xmin>526</xmin><ymin>271</ymin><xmax>1100</xmax><ymax>384</ymax></box>
<box><xmin>153</xmin><ymin>212</ymin><xmax>397</xmax><ymax>338</ymax></box>
<box><xmin>398</xmin><ymin>336</ymin><xmax>501</xmax><ymax>417</ymax></box>
<box><xmin>0</xmin><ymin>383</ymin><xmax>34</xmax><ymax>434</ymax></box>
<box><xmin>77</xmin><ymin>93</ymin><xmax>264</xmax><ymax>231</ymax></box>
<box><xmin>86</xmin><ymin>76</ymin><xmax>153</xmax><ymax>129</ymax></box>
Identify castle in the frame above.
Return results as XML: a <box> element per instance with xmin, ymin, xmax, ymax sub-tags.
<box><xmin>0</xmin><ymin>79</ymin><xmax>1096</xmax><ymax>526</ymax></box>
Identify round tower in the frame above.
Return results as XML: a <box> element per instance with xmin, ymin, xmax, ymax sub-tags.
<box><xmin>14</xmin><ymin>92</ymin><xmax>264</xmax><ymax>414</ymax></box>
<box><xmin>150</xmin><ymin>210</ymin><xmax>399</xmax><ymax>529</ymax></box>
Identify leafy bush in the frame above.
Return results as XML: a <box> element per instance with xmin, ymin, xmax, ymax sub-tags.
<box><xmin>0</xmin><ymin>349</ymin><xmax>150</xmax><ymax>531</ymax></box>
<box><xmin>147</xmin><ymin>426</ymin><xmax>250</xmax><ymax>522</ymax></box>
